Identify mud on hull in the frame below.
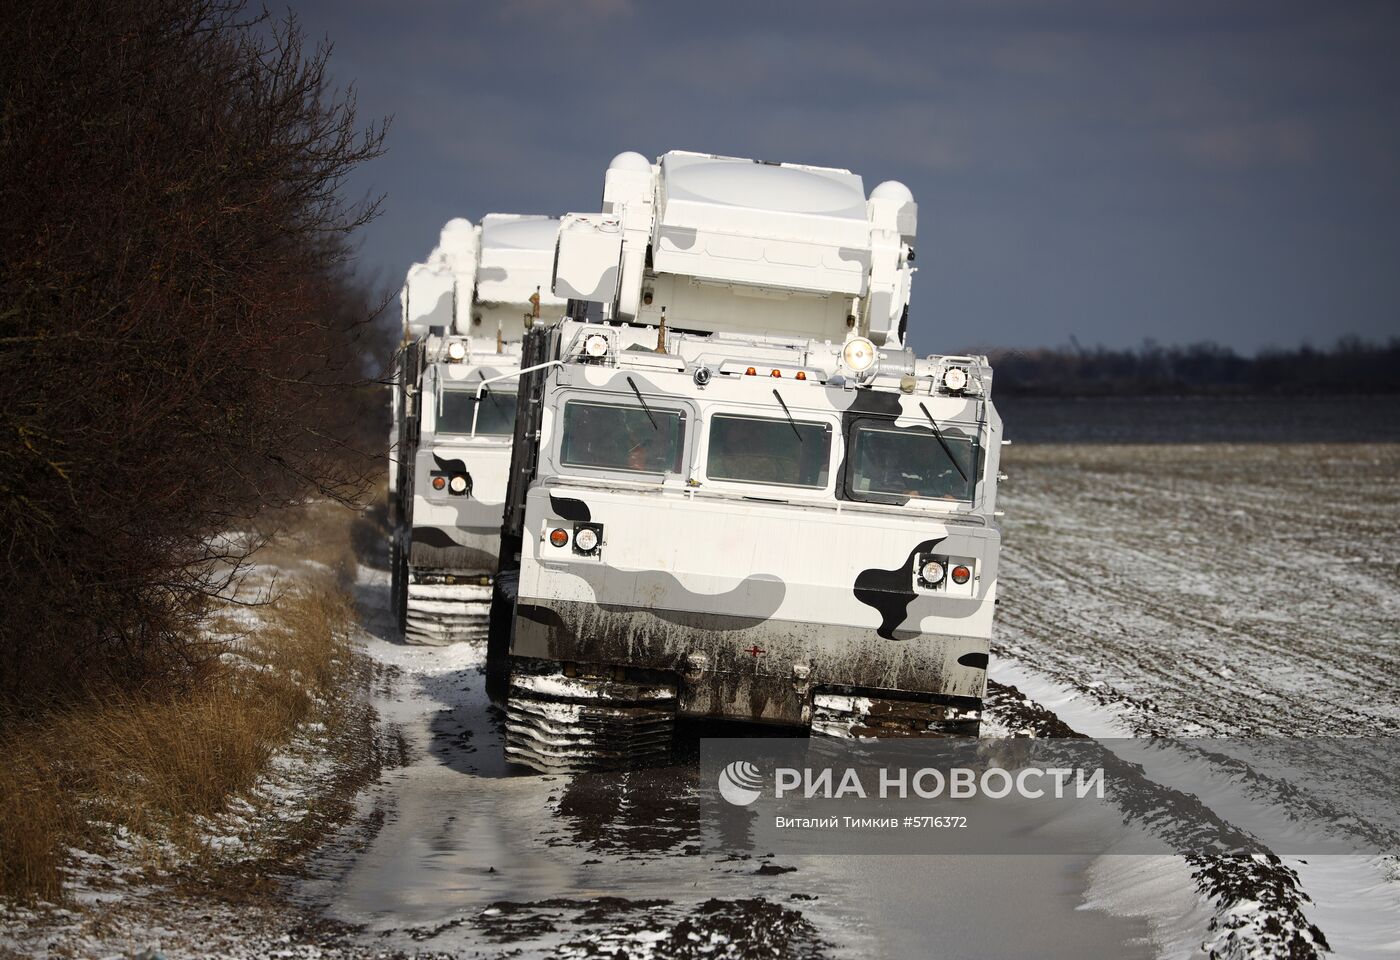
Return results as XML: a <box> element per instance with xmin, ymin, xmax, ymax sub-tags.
<box><xmin>507</xmin><ymin>597</ymin><xmax>987</xmax><ymax>728</ymax></box>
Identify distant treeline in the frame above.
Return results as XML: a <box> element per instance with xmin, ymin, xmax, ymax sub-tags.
<box><xmin>982</xmin><ymin>337</ymin><xmax>1400</xmax><ymax>396</ymax></box>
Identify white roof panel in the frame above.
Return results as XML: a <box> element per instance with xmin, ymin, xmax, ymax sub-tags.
<box><xmin>654</xmin><ymin>153</ymin><xmax>871</xmax><ymax>295</ymax></box>
<box><xmin>662</xmin><ymin>153</ymin><xmax>867</xmax><ymax>221</ymax></box>
<box><xmin>475</xmin><ymin>214</ymin><xmax>565</xmax><ymax>305</ymax></box>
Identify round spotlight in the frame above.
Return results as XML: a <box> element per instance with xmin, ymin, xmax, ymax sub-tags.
<box><xmin>549</xmin><ymin>528</ymin><xmax>569</xmax><ymax>548</ymax></box>
<box><xmin>943</xmin><ymin>367</ymin><xmax>968</xmax><ymax>392</ymax></box>
<box><xmin>574</xmin><ymin>527</ymin><xmax>599</xmax><ymax>553</ymax></box>
<box><xmin>951</xmin><ymin>564</ymin><xmax>972</xmax><ymax>585</ymax></box>
<box><xmin>842</xmin><ymin>337</ymin><xmax>878</xmax><ymax>374</ymax></box>
<box><xmin>448</xmin><ymin>475</ymin><xmax>468</xmax><ymax>494</ymax></box>
<box><xmin>921</xmin><ymin>560</ymin><xmax>945</xmax><ymax>585</ymax></box>
<box><xmin>583</xmin><ymin>334</ymin><xmax>609</xmax><ymax>358</ymax></box>
<box><xmin>446</xmin><ymin>341</ymin><xmax>467</xmax><ymax>361</ymax></box>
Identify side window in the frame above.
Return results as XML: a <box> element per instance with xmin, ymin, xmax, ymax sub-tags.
<box><xmin>706</xmin><ymin>414</ymin><xmax>832</xmax><ymax>488</ymax></box>
<box><xmin>559</xmin><ymin>400</ymin><xmax>686</xmax><ymax>475</ymax></box>
<box><xmin>846</xmin><ymin>420</ymin><xmax>979</xmax><ymax>502</ymax></box>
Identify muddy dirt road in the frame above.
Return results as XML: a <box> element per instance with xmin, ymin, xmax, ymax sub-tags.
<box><xmin>296</xmin><ymin>570</ymin><xmax>1157</xmax><ymax>958</ymax></box>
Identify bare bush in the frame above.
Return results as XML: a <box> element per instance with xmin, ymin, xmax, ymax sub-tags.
<box><xmin>0</xmin><ymin>0</ymin><xmax>388</xmax><ymax>705</ymax></box>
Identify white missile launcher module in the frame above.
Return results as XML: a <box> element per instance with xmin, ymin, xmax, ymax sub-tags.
<box><xmin>390</xmin><ymin>214</ymin><xmax>566</xmax><ymax>643</ymax></box>
<box><xmin>490</xmin><ymin>152</ymin><xmax>1004</xmax><ymax>770</ymax></box>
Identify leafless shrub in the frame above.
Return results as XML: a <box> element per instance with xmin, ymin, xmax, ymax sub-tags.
<box><xmin>0</xmin><ymin>0</ymin><xmax>388</xmax><ymax>705</ymax></box>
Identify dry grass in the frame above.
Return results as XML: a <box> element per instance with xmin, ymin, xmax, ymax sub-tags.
<box><xmin>0</xmin><ymin>501</ymin><xmax>368</xmax><ymax>903</ymax></box>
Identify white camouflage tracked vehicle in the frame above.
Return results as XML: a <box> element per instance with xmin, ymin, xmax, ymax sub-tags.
<box><xmin>389</xmin><ymin>214</ymin><xmax>566</xmax><ymax>644</ymax></box>
<box><xmin>490</xmin><ymin>152</ymin><xmax>1005</xmax><ymax>770</ymax></box>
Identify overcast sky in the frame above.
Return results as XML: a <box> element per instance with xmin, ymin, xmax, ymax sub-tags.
<box><xmin>292</xmin><ymin>0</ymin><xmax>1400</xmax><ymax>354</ymax></box>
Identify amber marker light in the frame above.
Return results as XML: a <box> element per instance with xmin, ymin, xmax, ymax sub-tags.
<box><xmin>431</xmin><ymin>476</ymin><xmax>446</xmax><ymax>490</ymax></box>
<box><xmin>745</xmin><ymin>367</ymin><xmax>757</xmax><ymax>376</ymax></box>
<box><xmin>549</xmin><ymin>528</ymin><xmax>569</xmax><ymax>548</ymax></box>
<box><xmin>951</xmin><ymin>564</ymin><xmax>972</xmax><ymax>584</ymax></box>
<box><xmin>770</xmin><ymin>369</ymin><xmax>782</xmax><ymax>377</ymax></box>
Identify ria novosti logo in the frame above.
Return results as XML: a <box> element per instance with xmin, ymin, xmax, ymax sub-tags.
<box><xmin>715</xmin><ymin>759</ymin><xmax>1107</xmax><ymax>806</ymax></box>
<box><xmin>717</xmin><ymin>760</ymin><xmax>765</xmax><ymax>806</ymax></box>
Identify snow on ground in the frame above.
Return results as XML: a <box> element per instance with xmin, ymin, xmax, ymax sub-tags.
<box><xmin>995</xmin><ymin>444</ymin><xmax>1400</xmax><ymax>739</ymax></box>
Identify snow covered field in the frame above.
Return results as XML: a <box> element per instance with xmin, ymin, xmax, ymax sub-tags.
<box><xmin>995</xmin><ymin>443</ymin><xmax>1400</xmax><ymax>739</ymax></box>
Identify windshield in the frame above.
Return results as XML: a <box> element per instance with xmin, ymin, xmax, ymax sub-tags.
<box><xmin>437</xmin><ymin>387</ymin><xmax>518</xmax><ymax>436</ymax></box>
<box><xmin>560</xmin><ymin>400</ymin><xmax>686</xmax><ymax>474</ymax></box>
<box><xmin>707</xmin><ymin>414</ymin><xmax>831</xmax><ymax>488</ymax></box>
<box><xmin>848</xmin><ymin>421</ymin><xmax>978</xmax><ymax>502</ymax></box>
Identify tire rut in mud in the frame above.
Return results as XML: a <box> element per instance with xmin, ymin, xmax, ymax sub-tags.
<box><xmin>409</xmin><ymin>894</ymin><xmax>833</xmax><ymax>959</ymax></box>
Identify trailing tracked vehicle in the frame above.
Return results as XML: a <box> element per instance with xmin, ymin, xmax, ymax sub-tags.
<box><xmin>490</xmin><ymin>152</ymin><xmax>1005</xmax><ymax>770</ymax></box>
<box><xmin>390</xmin><ymin>214</ymin><xmax>566</xmax><ymax>643</ymax></box>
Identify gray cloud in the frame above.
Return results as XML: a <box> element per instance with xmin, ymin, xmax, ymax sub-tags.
<box><xmin>295</xmin><ymin>0</ymin><xmax>1400</xmax><ymax>352</ymax></box>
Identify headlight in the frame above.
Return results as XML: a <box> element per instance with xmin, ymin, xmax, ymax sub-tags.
<box><xmin>583</xmin><ymin>334</ymin><xmax>609</xmax><ymax>358</ymax></box>
<box><xmin>842</xmin><ymin>337</ymin><xmax>878</xmax><ymax>374</ymax></box>
<box><xmin>447</xmin><ymin>341</ymin><xmax>466</xmax><ymax>361</ymax></box>
<box><xmin>920</xmin><ymin>560</ymin><xmax>945</xmax><ymax>585</ymax></box>
<box><xmin>448</xmin><ymin>474</ymin><xmax>468</xmax><ymax>494</ymax></box>
<box><xmin>942</xmin><ymin>367</ymin><xmax>968</xmax><ymax>392</ymax></box>
<box><xmin>574</xmin><ymin>527</ymin><xmax>599</xmax><ymax>553</ymax></box>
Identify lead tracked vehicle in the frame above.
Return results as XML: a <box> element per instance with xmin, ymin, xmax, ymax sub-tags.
<box><xmin>490</xmin><ymin>152</ymin><xmax>1005</xmax><ymax>770</ymax></box>
<box><xmin>390</xmin><ymin>215</ymin><xmax>566</xmax><ymax>643</ymax></box>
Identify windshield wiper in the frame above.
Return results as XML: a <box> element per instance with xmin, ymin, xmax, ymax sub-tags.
<box><xmin>477</xmin><ymin>371</ymin><xmax>504</xmax><ymax>410</ymax></box>
<box><xmin>918</xmin><ymin>402</ymin><xmax>968</xmax><ymax>483</ymax></box>
<box><xmin>772</xmin><ymin>389</ymin><xmax>803</xmax><ymax>443</ymax></box>
<box><xmin>626</xmin><ymin>376</ymin><xmax>659</xmax><ymax>429</ymax></box>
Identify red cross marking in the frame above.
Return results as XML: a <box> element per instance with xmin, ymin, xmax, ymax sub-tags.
<box><xmin>744</xmin><ymin>645</ymin><xmax>765</xmax><ymax>658</ymax></box>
